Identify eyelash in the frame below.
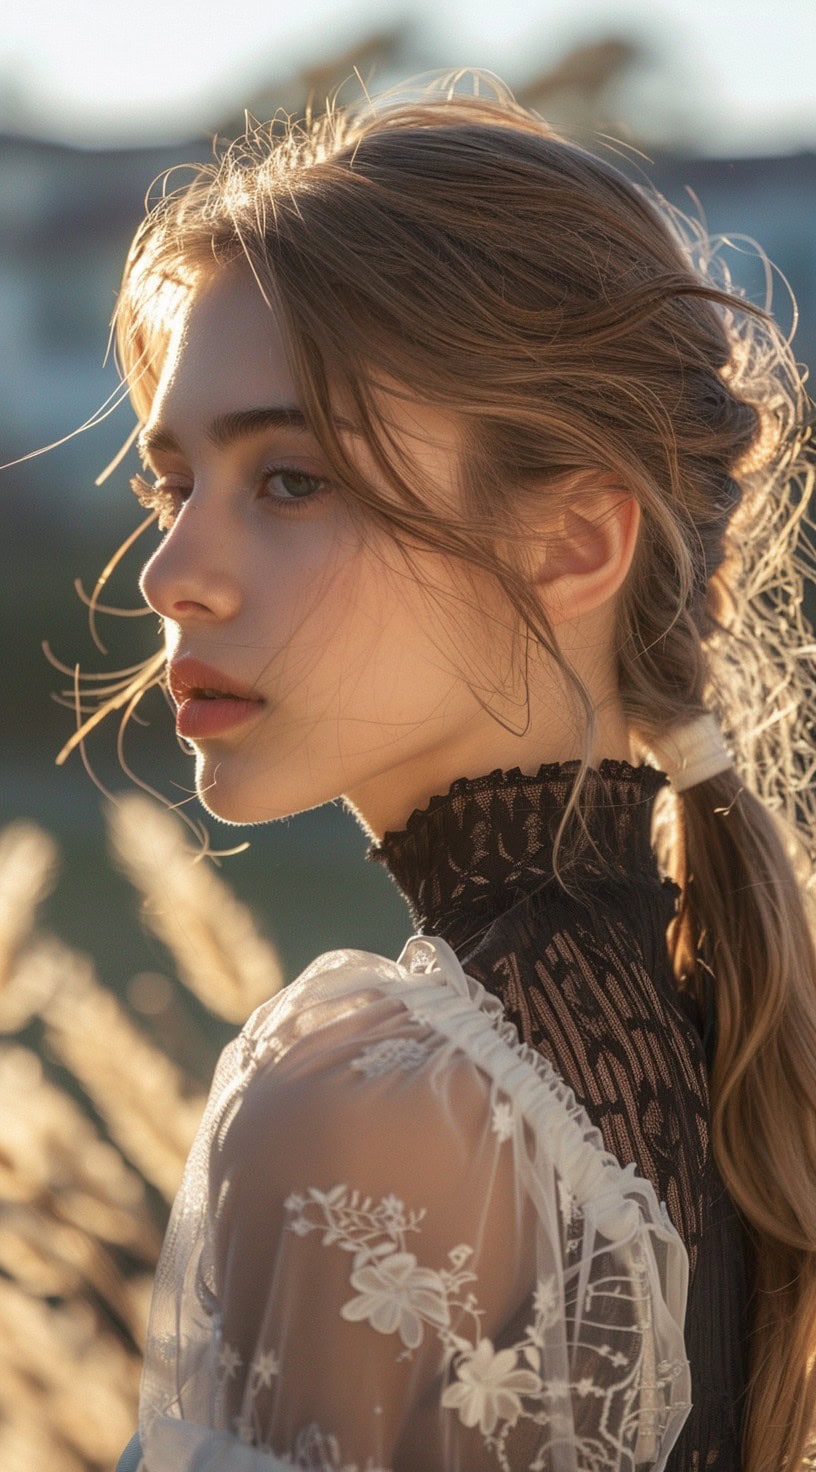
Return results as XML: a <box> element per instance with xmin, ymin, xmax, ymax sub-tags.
<box><xmin>129</xmin><ymin>466</ymin><xmax>328</xmax><ymax>532</ymax></box>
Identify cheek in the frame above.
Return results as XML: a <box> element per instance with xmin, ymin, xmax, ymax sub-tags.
<box><xmin>331</xmin><ymin>558</ymin><xmax>473</xmax><ymax>716</ymax></box>
<box><xmin>257</xmin><ymin>531</ymin><xmax>479</xmax><ymax>721</ymax></box>
<box><xmin>247</xmin><ymin>539</ymin><xmax>383</xmax><ymax>701</ymax></box>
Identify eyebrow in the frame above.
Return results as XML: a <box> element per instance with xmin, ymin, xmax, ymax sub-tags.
<box><xmin>137</xmin><ymin>405</ymin><xmax>358</xmax><ymax>461</ymax></box>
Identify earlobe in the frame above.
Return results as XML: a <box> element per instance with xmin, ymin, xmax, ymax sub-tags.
<box><xmin>533</xmin><ymin>490</ymin><xmax>641</xmax><ymax>626</ymax></box>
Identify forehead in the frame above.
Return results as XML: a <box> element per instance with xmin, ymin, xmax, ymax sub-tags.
<box><xmin>144</xmin><ymin>262</ymin><xmax>464</xmax><ymax>510</ymax></box>
<box><xmin>148</xmin><ymin>266</ymin><xmax>297</xmax><ymax>432</ymax></box>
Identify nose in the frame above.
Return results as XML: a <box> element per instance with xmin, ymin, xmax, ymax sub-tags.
<box><xmin>139</xmin><ymin>505</ymin><xmax>242</xmax><ymax>624</ymax></box>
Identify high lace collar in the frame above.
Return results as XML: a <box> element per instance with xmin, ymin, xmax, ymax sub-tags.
<box><xmin>365</xmin><ymin>757</ymin><xmax>679</xmax><ymax>941</ymax></box>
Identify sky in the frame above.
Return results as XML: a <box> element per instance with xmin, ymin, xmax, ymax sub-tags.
<box><xmin>1</xmin><ymin>0</ymin><xmax>815</xmax><ymax>154</ymax></box>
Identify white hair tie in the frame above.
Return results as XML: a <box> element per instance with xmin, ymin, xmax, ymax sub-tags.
<box><xmin>643</xmin><ymin>711</ymin><xmax>734</xmax><ymax>792</ymax></box>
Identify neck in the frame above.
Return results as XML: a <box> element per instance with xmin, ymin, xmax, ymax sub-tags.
<box><xmin>344</xmin><ymin>702</ymin><xmax>635</xmax><ymax>845</ymax></box>
<box><xmin>364</xmin><ymin>756</ymin><xmax>676</xmax><ymax>951</ymax></box>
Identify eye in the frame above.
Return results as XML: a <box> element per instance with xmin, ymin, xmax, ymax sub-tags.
<box><xmin>130</xmin><ymin>473</ymin><xmax>190</xmax><ymax>531</ymax></box>
<box><xmin>129</xmin><ymin>464</ymin><xmax>329</xmax><ymax>531</ymax></box>
<box><xmin>263</xmin><ymin>465</ymin><xmax>328</xmax><ymax>510</ymax></box>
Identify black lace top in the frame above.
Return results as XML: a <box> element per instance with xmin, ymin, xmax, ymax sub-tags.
<box><xmin>366</xmin><ymin>757</ymin><xmax>753</xmax><ymax>1469</ymax></box>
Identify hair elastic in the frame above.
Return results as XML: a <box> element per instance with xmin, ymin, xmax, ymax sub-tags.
<box><xmin>644</xmin><ymin>711</ymin><xmax>735</xmax><ymax>792</ymax></box>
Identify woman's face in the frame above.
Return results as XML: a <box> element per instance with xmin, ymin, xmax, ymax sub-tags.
<box><xmin>137</xmin><ymin>265</ymin><xmax>524</xmax><ymax>837</ymax></box>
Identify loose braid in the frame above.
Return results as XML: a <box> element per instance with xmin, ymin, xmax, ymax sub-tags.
<box><xmin>619</xmin><ymin>254</ymin><xmax>816</xmax><ymax>1468</ymax></box>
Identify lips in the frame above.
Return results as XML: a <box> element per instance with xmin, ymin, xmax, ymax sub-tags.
<box><xmin>167</xmin><ymin>658</ymin><xmax>266</xmax><ymax>740</ymax></box>
<box><xmin>167</xmin><ymin>657</ymin><xmax>266</xmax><ymax>708</ymax></box>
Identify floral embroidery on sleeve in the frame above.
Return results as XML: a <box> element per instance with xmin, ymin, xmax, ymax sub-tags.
<box><xmin>349</xmin><ymin>1036</ymin><xmax>435</xmax><ymax>1078</ymax></box>
<box><xmin>273</xmin><ymin>1183</ymin><xmax>684</xmax><ymax>1472</ymax></box>
<box><xmin>217</xmin><ymin>1343</ymin><xmax>243</xmax><ymax>1380</ymax></box>
<box><xmin>341</xmin><ymin>1252</ymin><xmax>450</xmax><ymax>1348</ymax></box>
<box><xmin>280</xmin><ymin>1184</ymin><xmax>555</xmax><ymax>1467</ymax></box>
<box><xmin>284</xmin><ymin>1185</ymin><xmax>474</xmax><ymax>1359</ymax></box>
<box><xmin>250</xmin><ymin>1350</ymin><xmax>281</xmax><ymax>1388</ymax></box>
<box><xmin>231</xmin><ymin>1416</ymin><xmax>392</xmax><ymax>1469</ymax></box>
<box><xmin>490</xmin><ymin>1097</ymin><xmax>515</xmax><ymax>1142</ymax></box>
<box><xmin>439</xmin><ymin>1338</ymin><xmax>542</xmax><ymax>1434</ymax></box>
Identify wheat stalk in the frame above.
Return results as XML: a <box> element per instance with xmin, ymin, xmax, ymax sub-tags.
<box><xmin>0</xmin><ymin>821</ymin><xmax>58</xmax><ymax>988</ymax></box>
<box><xmin>0</xmin><ymin>795</ymin><xmax>290</xmax><ymax>1469</ymax></box>
<box><xmin>3</xmin><ymin>937</ymin><xmax>205</xmax><ymax>1197</ymax></box>
<box><xmin>107</xmin><ymin>793</ymin><xmax>285</xmax><ymax>1021</ymax></box>
<box><xmin>0</xmin><ymin>1279</ymin><xmax>141</xmax><ymax>1470</ymax></box>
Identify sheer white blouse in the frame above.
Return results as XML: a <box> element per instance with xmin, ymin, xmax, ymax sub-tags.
<box><xmin>124</xmin><ymin>931</ymin><xmax>692</xmax><ymax>1471</ymax></box>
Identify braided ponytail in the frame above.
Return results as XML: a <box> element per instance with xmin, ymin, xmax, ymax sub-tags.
<box><xmin>619</xmin><ymin>265</ymin><xmax>816</xmax><ymax>1470</ymax></box>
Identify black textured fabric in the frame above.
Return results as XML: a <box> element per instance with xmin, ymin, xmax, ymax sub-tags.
<box><xmin>366</xmin><ymin>757</ymin><xmax>753</xmax><ymax>1469</ymax></box>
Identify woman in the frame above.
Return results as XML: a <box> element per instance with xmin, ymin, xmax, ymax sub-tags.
<box><xmin>105</xmin><ymin>76</ymin><xmax>816</xmax><ymax>1470</ymax></box>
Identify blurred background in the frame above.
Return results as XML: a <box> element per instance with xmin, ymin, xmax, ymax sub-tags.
<box><xmin>0</xmin><ymin>1</ymin><xmax>814</xmax><ymax>1466</ymax></box>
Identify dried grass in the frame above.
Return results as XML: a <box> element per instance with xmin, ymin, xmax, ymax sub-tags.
<box><xmin>108</xmin><ymin>794</ymin><xmax>284</xmax><ymax>1022</ymax></box>
<box><xmin>0</xmin><ymin>797</ymin><xmax>286</xmax><ymax>1470</ymax></box>
<box><xmin>0</xmin><ymin>821</ymin><xmax>59</xmax><ymax>987</ymax></box>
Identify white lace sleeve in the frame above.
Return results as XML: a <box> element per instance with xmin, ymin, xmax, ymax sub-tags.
<box><xmin>135</xmin><ymin>936</ymin><xmax>692</xmax><ymax>1471</ymax></box>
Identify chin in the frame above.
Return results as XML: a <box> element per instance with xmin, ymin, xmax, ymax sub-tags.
<box><xmin>192</xmin><ymin>758</ymin><xmax>261</xmax><ymax>825</ymax></box>
<box><xmin>196</xmin><ymin>782</ymin><xmax>282</xmax><ymax>826</ymax></box>
<box><xmin>194</xmin><ymin>761</ymin><xmax>322</xmax><ymax>827</ymax></box>
<box><xmin>197</xmin><ymin>790</ymin><xmax>258</xmax><ymax>825</ymax></box>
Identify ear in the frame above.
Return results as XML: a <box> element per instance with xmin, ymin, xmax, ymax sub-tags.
<box><xmin>532</xmin><ymin>485</ymin><xmax>641</xmax><ymax>626</ymax></box>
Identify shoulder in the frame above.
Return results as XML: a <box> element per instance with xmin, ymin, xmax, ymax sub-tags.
<box><xmin>210</xmin><ymin>945</ymin><xmax>496</xmax><ymax>1199</ymax></box>
<box><xmin>208</xmin><ymin>940</ymin><xmax>535</xmax><ymax>1327</ymax></box>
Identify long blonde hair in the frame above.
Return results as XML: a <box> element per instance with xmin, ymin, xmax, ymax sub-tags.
<box><xmin>100</xmin><ymin>74</ymin><xmax>816</xmax><ymax>1469</ymax></box>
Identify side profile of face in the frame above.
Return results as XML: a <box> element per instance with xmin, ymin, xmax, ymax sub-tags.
<box><xmin>138</xmin><ymin>265</ymin><xmax>637</xmax><ymax>838</ymax></box>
